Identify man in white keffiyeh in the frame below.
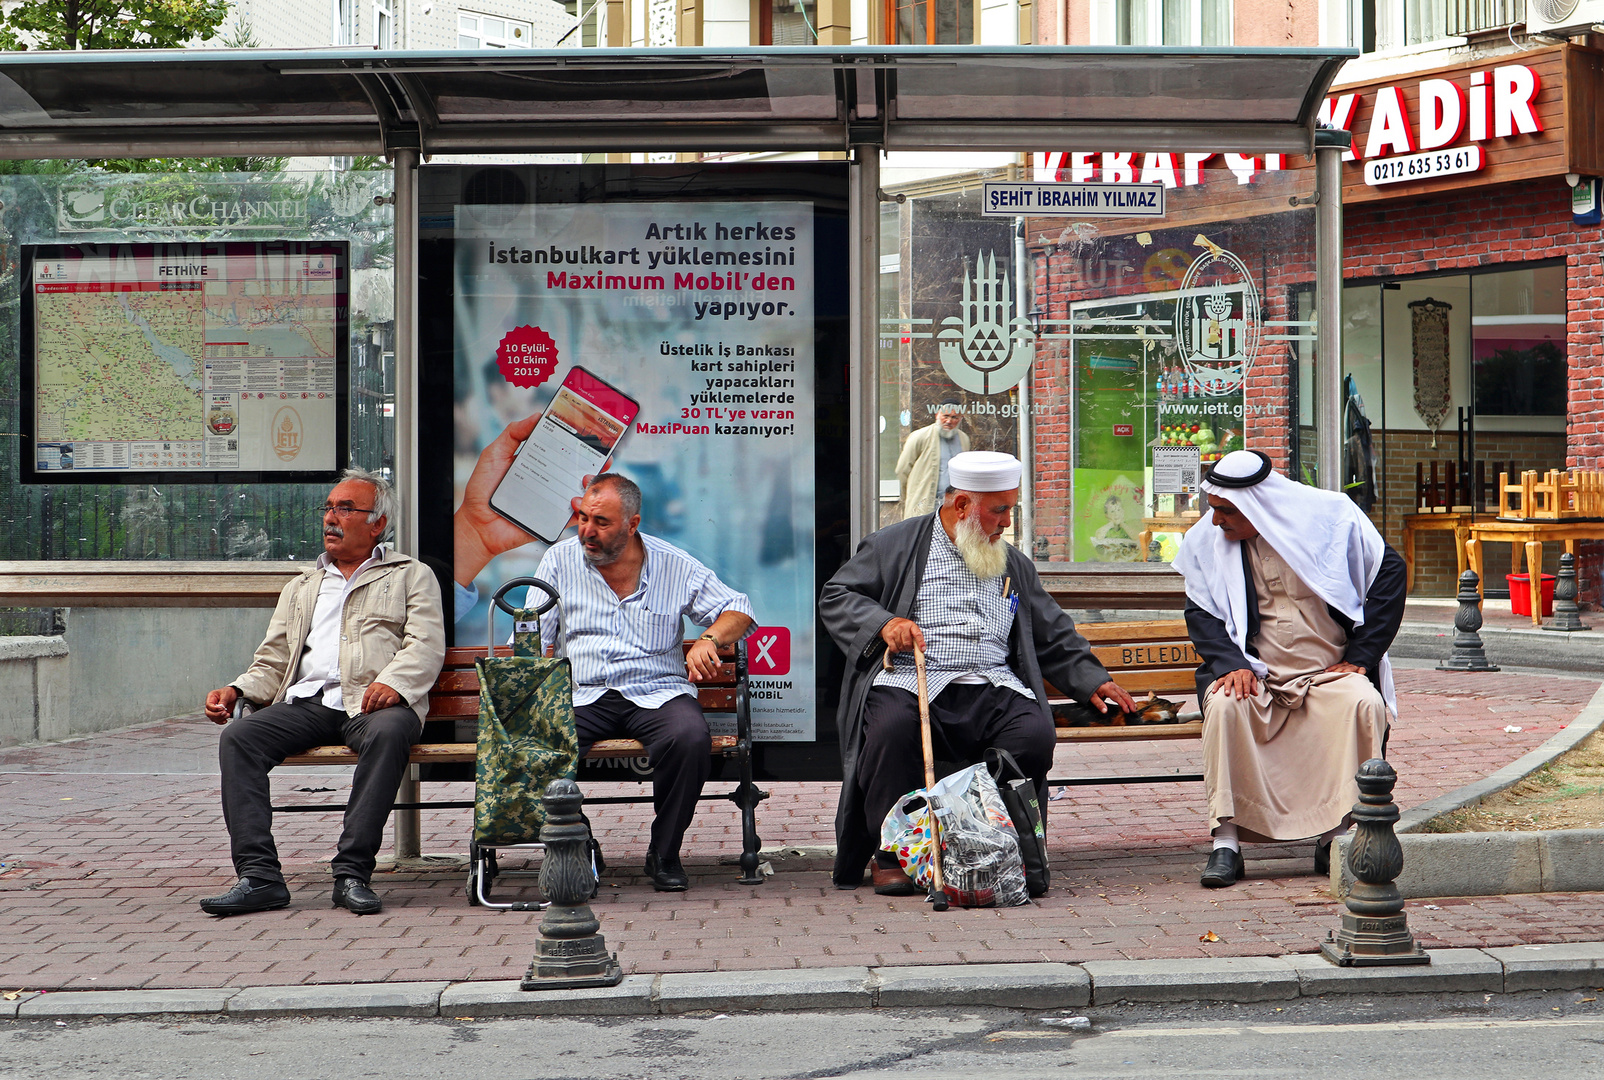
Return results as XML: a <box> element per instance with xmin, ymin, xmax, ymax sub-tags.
<box><xmin>1173</xmin><ymin>450</ymin><xmax>1406</xmax><ymax>888</ymax></box>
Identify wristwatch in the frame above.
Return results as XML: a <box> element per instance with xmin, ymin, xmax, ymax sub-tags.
<box><xmin>699</xmin><ymin>633</ymin><xmax>719</xmax><ymax>645</ymax></box>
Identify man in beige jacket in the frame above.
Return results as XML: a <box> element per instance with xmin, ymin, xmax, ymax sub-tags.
<box><xmin>896</xmin><ymin>400</ymin><xmax>970</xmax><ymax>520</ymax></box>
<box><xmin>199</xmin><ymin>468</ymin><xmax>446</xmax><ymax>916</ymax></box>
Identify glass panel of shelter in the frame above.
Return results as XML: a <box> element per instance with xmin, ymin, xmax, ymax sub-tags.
<box><xmin>0</xmin><ymin>169</ymin><xmax>397</xmax><ymax>562</ymax></box>
<box><xmin>877</xmin><ymin>151</ymin><xmax>1316</xmax><ymax>565</ymax></box>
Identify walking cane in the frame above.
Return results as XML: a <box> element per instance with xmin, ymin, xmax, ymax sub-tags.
<box><xmin>913</xmin><ymin>644</ymin><xmax>950</xmax><ymax>911</ymax></box>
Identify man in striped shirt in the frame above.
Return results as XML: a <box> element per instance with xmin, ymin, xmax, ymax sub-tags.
<box><xmin>534</xmin><ymin>474</ymin><xmax>755</xmax><ymax>892</ymax></box>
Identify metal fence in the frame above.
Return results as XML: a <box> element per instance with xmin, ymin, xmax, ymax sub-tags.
<box><xmin>0</xmin><ymin>607</ymin><xmax>65</xmax><ymax>636</ymax></box>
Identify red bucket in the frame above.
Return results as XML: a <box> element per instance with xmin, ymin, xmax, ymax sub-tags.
<box><xmin>1506</xmin><ymin>573</ymin><xmax>1556</xmax><ymax>617</ymax></box>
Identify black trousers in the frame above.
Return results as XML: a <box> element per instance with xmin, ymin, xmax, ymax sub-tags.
<box><xmin>857</xmin><ymin>682</ymin><xmax>1056</xmax><ymax>865</ymax></box>
<box><xmin>218</xmin><ymin>698</ymin><xmax>421</xmax><ymax>885</ymax></box>
<box><xmin>575</xmin><ymin>690</ymin><xmax>710</xmax><ymax>860</ymax></box>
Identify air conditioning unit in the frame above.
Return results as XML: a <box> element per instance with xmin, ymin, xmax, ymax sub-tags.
<box><xmin>1528</xmin><ymin>0</ymin><xmax>1604</xmax><ymax>35</ymax></box>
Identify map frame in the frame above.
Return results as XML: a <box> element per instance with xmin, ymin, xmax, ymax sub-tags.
<box><xmin>19</xmin><ymin>240</ymin><xmax>351</xmax><ymax>486</ymax></box>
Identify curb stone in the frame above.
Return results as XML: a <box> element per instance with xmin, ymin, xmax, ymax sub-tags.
<box><xmin>439</xmin><ymin>975</ymin><xmax>657</xmax><ymax>1017</ymax></box>
<box><xmin>872</xmin><ymin>963</ymin><xmax>1090</xmax><ymax>1008</ymax></box>
<box><xmin>0</xmin><ymin>992</ymin><xmax>41</xmax><ymax>1019</ymax></box>
<box><xmin>1283</xmin><ymin>949</ymin><xmax>1501</xmax><ymax>996</ymax></box>
<box><xmin>227</xmin><ymin>981</ymin><xmax>449</xmax><ymax>1017</ymax></box>
<box><xmin>12</xmin><ymin>949</ymin><xmax>1604</xmax><ymax>1020</ymax></box>
<box><xmin>19</xmin><ymin>989</ymin><xmax>239</xmax><ymax>1018</ymax></box>
<box><xmin>1485</xmin><ymin>942</ymin><xmax>1604</xmax><ymax>992</ymax></box>
<box><xmin>1080</xmin><ymin>957</ymin><xmax>1300</xmax><ymax>1004</ymax></box>
<box><xmin>657</xmin><ymin>967</ymin><xmax>874</xmax><ymax>1014</ymax></box>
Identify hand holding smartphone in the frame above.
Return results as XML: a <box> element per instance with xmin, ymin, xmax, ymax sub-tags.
<box><xmin>489</xmin><ymin>365</ymin><xmax>639</xmax><ymax>542</ymax></box>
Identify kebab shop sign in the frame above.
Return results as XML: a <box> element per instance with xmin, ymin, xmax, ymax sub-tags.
<box><xmin>1033</xmin><ymin>64</ymin><xmax>1542</xmax><ymax>191</ymax></box>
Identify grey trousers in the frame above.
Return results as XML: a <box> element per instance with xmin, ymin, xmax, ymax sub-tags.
<box><xmin>218</xmin><ymin>697</ymin><xmax>420</xmax><ymax>885</ymax></box>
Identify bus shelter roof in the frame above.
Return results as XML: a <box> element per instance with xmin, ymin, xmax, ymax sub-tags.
<box><xmin>0</xmin><ymin>45</ymin><xmax>1353</xmax><ymax>159</ymax></box>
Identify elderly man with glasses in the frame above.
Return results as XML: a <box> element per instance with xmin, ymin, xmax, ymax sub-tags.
<box><xmin>198</xmin><ymin>468</ymin><xmax>446</xmax><ymax>917</ymax></box>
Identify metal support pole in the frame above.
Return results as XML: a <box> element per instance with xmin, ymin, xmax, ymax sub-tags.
<box><xmin>849</xmin><ymin>145</ymin><xmax>881</xmax><ymax>546</ymax></box>
<box><xmin>393</xmin><ymin>763</ymin><xmax>421</xmax><ymax>860</ymax></box>
<box><xmin>391</xmin><ymin>149</ymin><xmax>421</xmax><ymax>861</ymax></box>
<box><xmin>393</xmin><ymin>148</ymin><xmax>420</xmax><ymax>557</ymax></box>
<box><xmin>1314</xmin><ymin>130</ymin><xmax>1348</xmax><ymax>493</ymax></box>
<box><xmin>1014</xmin><ymin>217</ymin><xmax>1035</xmax><ymax>555</ymax></box>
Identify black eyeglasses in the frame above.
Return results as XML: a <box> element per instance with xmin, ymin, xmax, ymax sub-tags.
<box><xmin>318</xmin><ymin>505</ymin><xmax>376</xmax><ymax>519</ymax></box>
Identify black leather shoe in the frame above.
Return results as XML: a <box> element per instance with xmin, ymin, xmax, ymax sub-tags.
<box><xmin>644</xmin><ymin>852</ymin><xmax>689</xmax><ymax>892</ymax></box>
<box><xmin>332</xmin><ymin>876</ymin><xmax>382</xmax><ymax>915</ymax></box>
<box><xmin>1200</xmin><ymin>848</ymin><xmax>1245</xmax><ymax>888</ymax></box>
<box><xmin>1314</xmin><ymin>842</ymin><xmax>1332</xmax><ymax>877</ymax></box>
<box><xmin>199</xmin><ymin>877</ymin><xmax>290</xmax><ymax>916</ymax></box>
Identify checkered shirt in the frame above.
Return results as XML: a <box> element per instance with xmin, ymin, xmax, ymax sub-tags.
<box><xmin>873</xmin><ymin>518</ymin><xmax>1033</xmax><ymax>701</ymax></box>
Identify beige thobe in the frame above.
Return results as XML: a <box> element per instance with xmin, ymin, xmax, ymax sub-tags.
<box><xmin>1202</xmin><ymin>537</ymin><xmax>1389</xmax><ymax>842</ymax></box>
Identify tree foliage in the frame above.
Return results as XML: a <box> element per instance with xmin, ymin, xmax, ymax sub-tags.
<box><xmin>0</xmin><ymin>0</ymin><xmax>230</xmax><ymax>51</ymax></box>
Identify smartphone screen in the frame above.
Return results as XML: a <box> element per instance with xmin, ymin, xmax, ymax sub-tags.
<box><xmin>489</xmin><ymin>366</ymin><xmax>640</xmax><ymax>542</ymax></box>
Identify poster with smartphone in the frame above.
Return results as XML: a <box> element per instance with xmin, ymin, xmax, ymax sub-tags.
<box><xmin>489</xmin><ymin>367</ymin><xmax>640</xmax><ymax>542</ymax></box>
<box><xmin>446</xmin><ymin>186</ymin><xmax>821</xmax><ymax>742</ymax></box>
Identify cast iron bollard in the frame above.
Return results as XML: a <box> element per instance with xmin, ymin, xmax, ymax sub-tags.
<box><xmin>1321</xmin><ymin>759</ymin><xmax>1428</xmax><ymax>966</ymax></box>
<box><xmin>1546</xmin><ymin>552</ymin><xmax>1589</xmax><ymax>632</ymax></box>
<box><xmin>1436</xmin><ymin>569</ymin><xmax>1499</xmax><ymax>672</ymax></box>
<box><xmin>520</xmin><ymin>778</ymin><xmax>623</xmax><ymax>991</ymax></box>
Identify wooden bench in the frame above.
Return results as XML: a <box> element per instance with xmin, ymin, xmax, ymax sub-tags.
<box><xmin>272</xmin><ymin>638</ymin><xmax>765</xmax><ymax>884</ymax></box>
<box><xmin>1047</xmin><ymin>618</ymin><xmax>1205</xmax><ymax>787</ymax></box>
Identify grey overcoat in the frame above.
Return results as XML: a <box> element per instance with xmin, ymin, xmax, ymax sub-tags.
<box><xmin>818</xmin><ymin>513</ymin><xmax>1113</xmax><ymax>886</ymax></box>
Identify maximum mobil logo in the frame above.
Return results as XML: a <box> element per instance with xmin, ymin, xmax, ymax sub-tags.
<box><xmin>748</xmin><ymin>626</ymin><xmax>791</xmax><ymax>676</ymax></box>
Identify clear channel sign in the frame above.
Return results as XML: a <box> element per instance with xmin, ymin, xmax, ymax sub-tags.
<box><xmin>981</xmin><ymin>181</ymin><xmax>1166</xmax><ymax>217</ymax></box>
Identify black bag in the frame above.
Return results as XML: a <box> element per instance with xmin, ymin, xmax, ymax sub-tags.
<box><xmin>985</xmin><ymin>748</ymin><xmax>1050</xmax><ymax>898</ymax></box>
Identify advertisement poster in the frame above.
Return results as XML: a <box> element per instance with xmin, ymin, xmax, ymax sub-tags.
<box><xmin>20</xmin><ymin>241</ymin><xmax>346</xmax><ymax>483</ymax></box>
<box><xmin>451</xmin><ymin>199</ymin><xmax>818</xmax><ymax>741</ymax></box>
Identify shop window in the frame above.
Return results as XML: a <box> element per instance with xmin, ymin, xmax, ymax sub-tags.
<box><xmin>763</xmin><ymin>0</ymin><xmax>820</xmax><ymax>44</ymax></box>
<box><xmin>1114</xmin><ymin>0</ymin><xmax>1232</xmax><ymax>46</ymax></box>
<box><xmin>1472</xmin><ymin>265</ymin><xmax>1566</xmax><ymax>419</ymax></box>
<box><xmin>885</xmin><ymin>0</ymin><xmax>974</xmax><ymax>44</ymax></box>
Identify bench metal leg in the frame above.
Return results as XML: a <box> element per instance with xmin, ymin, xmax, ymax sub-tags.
<box><xmin>394</xmin><ymin>763</ymin><xmax>421</xmax><ymax>859</ymax></box>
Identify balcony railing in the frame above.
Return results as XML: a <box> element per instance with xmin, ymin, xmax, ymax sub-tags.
<box><xmin>1446</xmin><ymin>0</ymin><xmax>1525</xmax><ymax>35</ymax></box>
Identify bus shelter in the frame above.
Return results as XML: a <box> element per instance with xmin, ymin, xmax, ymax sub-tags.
<box><xmin>0</xmin><ymin>47</ymin><xmax>1353</xmax><ymax>831</ymax></box>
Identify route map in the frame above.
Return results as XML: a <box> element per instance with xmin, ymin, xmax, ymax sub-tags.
<box><xmin>28</xmin><ymin>242</ymin><xmax>345</xmax><ymax>477</ymax></box>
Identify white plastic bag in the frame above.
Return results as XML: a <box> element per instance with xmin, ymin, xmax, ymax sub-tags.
<box><xmin>880</xmin><ymin>762</ymin><xmax>1029</xmax><ymax>908</ymax></box>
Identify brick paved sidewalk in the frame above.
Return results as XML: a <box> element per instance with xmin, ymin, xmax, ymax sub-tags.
<box><xmin>2</xmin><ymin>665</ymin><xmax>1601</xmax><ymax>992</ymax></box>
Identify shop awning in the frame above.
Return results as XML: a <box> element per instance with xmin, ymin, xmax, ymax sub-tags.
<box><xmin>0</xmin><ymin>45</ymin><xmax>1353</xmax><ymax>159</ymax></box>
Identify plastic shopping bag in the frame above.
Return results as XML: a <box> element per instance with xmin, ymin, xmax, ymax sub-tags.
<box><xmin>879</xmin><ymin>762</ymin><xmax>1030</xmax><ymax>908</ymax></box>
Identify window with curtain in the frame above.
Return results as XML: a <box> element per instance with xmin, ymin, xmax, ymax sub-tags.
<box><xmin>1115</xmin><ymin>0</ymin><xmax>1232</xmax><ymax>45</ymax></box>
<box><xmin>764</xmin><ymin>0</ymin><xmax>820</xmax><ymax>44</ymax></box>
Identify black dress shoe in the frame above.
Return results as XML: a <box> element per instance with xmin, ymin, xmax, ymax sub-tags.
<box><xmin>644</xmin><ymin>852</ymin><xmax>689</xmax><ymax>892</ymax></box>
<box><xmin>1314</xmin><ymin>842</ymin><xmax>1332</xmax><ymax>877</ymax></box>
<box><xmin>1200</xmin><ymin>847</ymin><xmax>1245</xmax><ymax>888</ymax></box>
<box><xmin>199</xmin><ymin>877</ymin><xmax>290</xmax><ymax>916</ymax></box>
<box><xmin>332</xmin><ymin>876</ymin><xmax>382</xmax><ymax>914</ymax></box>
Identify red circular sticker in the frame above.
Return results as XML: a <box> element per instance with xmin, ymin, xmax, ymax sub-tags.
<box><xmin>496</xmin><ymin>325</ymin><xmax>559</xmax><ymax>389</ymax></box>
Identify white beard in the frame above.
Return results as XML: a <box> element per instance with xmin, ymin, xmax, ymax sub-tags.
<box><xmin>954</xmin><ymin>512</ymin><xmax>1008</xmax><ymax>579</ymax></box>
<box><xmin>937</xmin><ymin>424</ymin><xmax>958</xmax><ymax>440</ymax></box>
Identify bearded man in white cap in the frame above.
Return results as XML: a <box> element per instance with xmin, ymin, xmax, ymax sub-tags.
<box><xmin>820</xmin><ymin>450</ymin><xmax>1137</xmax><ymax>893</ymax></box>
<box><xmin>1174</xmin><ymin>449</ymin><xmax>1405</xmax><ymax>888</ymax></box>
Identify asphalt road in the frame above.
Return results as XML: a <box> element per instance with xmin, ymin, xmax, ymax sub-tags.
<box><xmin>5</xmin><ymin>991</ymin><xmax>1603</xmax><ymax>1079</ymax></box>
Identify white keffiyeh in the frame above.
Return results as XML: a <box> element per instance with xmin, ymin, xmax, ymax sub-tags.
<box><xmin>1173</xmin><ymin>450</ymin><xmax>1396</xmax><ymax>714</ymax></box>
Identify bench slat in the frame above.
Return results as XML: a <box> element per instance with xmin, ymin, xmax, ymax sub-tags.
<box><xmin>1056</xmin><ymin>720</ymin><xmax>1204</xmax><ymax>742</ymax></box>
<box><xmin>1078</xmin><ymin>620</ymin><xmax>1197</xmax><ymax>644</ymax></box>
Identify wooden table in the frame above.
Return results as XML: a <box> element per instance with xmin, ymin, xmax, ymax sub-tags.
<box><xmin>1464</xmin><ymin>519</ymin><xmax>1604</xmax><ymax>625</ymax></box>
<box><xmin>1400</xmin><ymin>512</ymin><xmax>1471</xmax><ymax>594</ymax></box>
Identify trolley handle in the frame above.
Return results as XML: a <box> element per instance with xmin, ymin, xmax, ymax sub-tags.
<box><xmin>487</xmin><ymin>576</ymin><xmax>560</xmax><ymax>652</ymax></box>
